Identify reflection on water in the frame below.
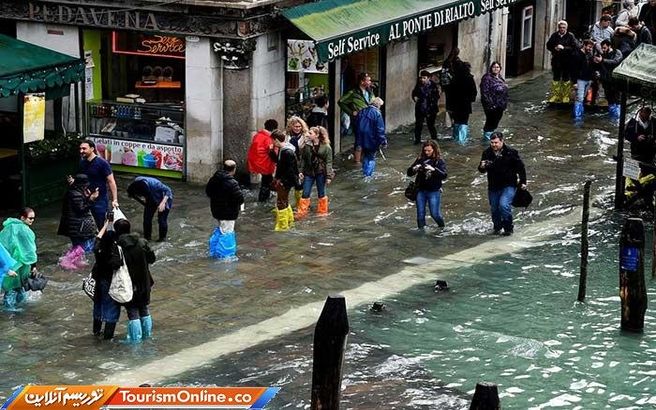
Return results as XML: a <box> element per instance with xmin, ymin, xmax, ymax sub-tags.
<box><xmin>0</xmin><ymin>75</ymin><xmax>650</xmax><ymax>408</ymax></box>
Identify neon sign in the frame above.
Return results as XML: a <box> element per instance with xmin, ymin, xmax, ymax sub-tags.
<box><xmin>112</xmin><ymin>32</ymin><xmax>185</xmax><ymax>59</ymax></box>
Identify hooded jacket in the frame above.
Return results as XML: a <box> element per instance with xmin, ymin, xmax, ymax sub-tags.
<box><xmin>117</xmin><ymin>233</ymin><xmax>155</xmax><ymax>307</ymax></box>
<box><xmin>58</xmin><ymin>178</ymin><xmax>97</xmax><ymax>239</ymax></box>
<box><xmin>205</xmin><ymin>170</ymin><xmax>244</xmax><ymax>221</ymax></box>
<box><xmin>356</xmin><ymin>105</ymin><xmax>387</xmax><ymax>152</ymax></box>
<box><xmin>274</xmin><ymin>143</ymin><xmax>300</xmax><ymax>189</ymax></box>
<box><xmin>247</xmin><ymin>129</ymin><xmax>276</xmax><ymax>175</ymax></box>
<box><xmin>0</xmin><ymin>218</ymin><xmax>37</xmax><ymax>291</ymax></box>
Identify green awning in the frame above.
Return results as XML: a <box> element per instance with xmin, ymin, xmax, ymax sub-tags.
<box><xmin>282</xmin><ymin>0</ymin><xmax>520</xmax><ymax>61</ymax></box>
<box><xmin>612</xmin><ymin>43</ymin><xmax>656</xmax><ymax>98</ymax></box>
<box><xmin>0</xmin><ymin>34</ymin><xmax>85</xmax><ymax>98</ymax></box>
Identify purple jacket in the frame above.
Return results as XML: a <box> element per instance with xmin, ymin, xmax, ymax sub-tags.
<box><xmin>480</xmin><ymin>73</ymin><xmax>508</xmax><ymax>111</ymax></box>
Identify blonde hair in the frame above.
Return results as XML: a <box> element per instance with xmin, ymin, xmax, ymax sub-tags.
<box><xmin>310</xmin><ymin>126</ymin><xmax>331</xmax><ymax>146</ymax></box>
<box><xmin>286</xmin><ymin>116</ymin><xmax>309</xmax><ymax>137</ymax></box>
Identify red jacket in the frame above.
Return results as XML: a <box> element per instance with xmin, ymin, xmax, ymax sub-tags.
<box><xmin>247</xmin><ymin>129</ymin><xmax>276</xmax><ymax>175</ymax></box>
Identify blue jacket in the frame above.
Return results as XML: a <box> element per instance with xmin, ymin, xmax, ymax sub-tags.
<box><xmin>134</xmin><ymin>176</ymin><xmax>173</xmax><ymax>209</ymax></box>
<box><xmin>356</xmin><ymin>105</ymin><xmax>387</xmax><ymax>152</ymax></box>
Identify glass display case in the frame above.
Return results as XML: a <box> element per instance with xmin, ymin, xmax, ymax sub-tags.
<box><xmin>86</xmin><ymin>101</ymin><xmax>185</xmax><ymax>178</ymax></box>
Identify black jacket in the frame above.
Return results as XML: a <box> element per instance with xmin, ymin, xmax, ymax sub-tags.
<box><xmin>205</xmin><ymin>170</ymin><xmax>244</xmax><ymax>221</ymax></box>
<box><xmin>478</xmin><ymin>145</ymin><xmax>527</xmax><ymax>190</ymax></box>
<box><xmin>57</xmin><ymin>186</ymin><xmax>97</xmax><ymax>239</ymax></box>
<box><xmin>274</xmin><ymin>145</ymin><xmax>300</xmax><ymax>189</ymax></box>
<box><xmin>446</xmin><ymin>64</ymin><xmax>477</xmax><ymax>114</ymax></box>
<box><xmin>407</xmin><ymin>158</ymin><xmax>447</xmax><ymax>191</ymax></box>
<box><xmin>546</xmin><ymin>31</ymin><xmax>579</xmax><ymax>62</ymax></box>
<box><xmin>598</xmin><ymin>48</ymin><xmax>623</xmax><ymax>81</ymax></box>
<box><xmin>625</xmin><ymin>117</ymin><xmax>656</xmax><ymax>165</ymax></box>
<box><xmin>412</xmin><ymin>81</ymin><xmax>440</xmax><ymax>115</ymax></box>
<box><xmin>117</xmin><ymin>233</ymin><xmax>155</xmax><ymax>308</ymax></box>
<box><xmin>571</xmin><ymin>47</ymin><xmax>597</xmax><ymax>82</ymax></box>
<box><xmin>92</xmin><ymin>231</ymin><xmax>121</xmax><ymax>282</ymax></box>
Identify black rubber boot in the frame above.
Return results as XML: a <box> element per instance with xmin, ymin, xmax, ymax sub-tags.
<box><xmin>93</xmin><ymin>319</ymin><xmax>102</xmax><ymax>336</ymax></box>
<box><xmin>103</xmin><ymin>322</ymin><xmax>117</xmax><ymax>340</ymax></box>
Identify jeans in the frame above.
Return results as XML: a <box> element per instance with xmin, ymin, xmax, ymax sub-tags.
<box><xmin>414</xmin><ymin>111</ymin><xmax>437</xmax><ymax>141</ymax></box>
<box><xmin>416</xmin><ymin>190</ymin><xmax>444</xmax><ymax>228</ymax></box>
<box><xmin>483</xmin><ymin>108</ymin><xmax>504</xmax><ymax>132</ymax></box>
<box><xmin>93</xmin><ymin>278</ymin><xmax>121</xmax><ymax>323</ymax></box>
<box><xmin>302</xmin><ymin>173</ymin><xmax>326</xmax><ymax>198</ymax></box>
<box><xmin>90</xmin><ymin>197</ymin><xmax>109</xmax><ymax>228</ymax></box>
<box><xmin>362</xmin><ymin>150</ymin><xmax>377</xmax><ymax>176</ymax></box>
<box><xmin>488</xmin><ymin>186</ymin><xmax>516</xmax><ymax>232</ymax></box>
<box><xmin>576</xmin><ymin>80</ymin><xmax>591</xmax><ymax>103</ymax></box>
<box><xmin>143</xmin><ymin>202</ymin><xmax>170</xmax><ymax>241</ymax></box>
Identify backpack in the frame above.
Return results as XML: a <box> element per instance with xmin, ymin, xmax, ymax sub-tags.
<box><xmin>439</xmin><ymin>67</ymin><xmax>453</xmax><ymax>87</ymax></box>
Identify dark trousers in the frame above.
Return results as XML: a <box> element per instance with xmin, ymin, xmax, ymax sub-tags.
<box><xmin>452</xmin><ymin>111</ymin><xmax>470</xmax><ymax>125</ymax></box>
<box><xmin>414</xmin><ymin>111</ymin><xmax>437</xmax><ymax>142</ymax></box>
<box><xmin>552</xmin><ymin>58</ymin><xmax>570</xmax><ymax>81</ymax></box>
<box><xmin>144</xmin><ymin>202</ymin><xmax>169</xmax><ymax>241</ymax></box>
<box><xmin>602</xmin><ymin>81</ymin><xmax>619</xmax><ymax>105</ymax></box>
<box><xmin>258</xmin><ymin>174</ymin><xmax>273</xmax><ymax>202</ymax></box>
<box><xmin>275</xmin><ymin>184</ymin><xmax>291</xmax><ymax>210</ymax></box>
<box><xmin>483</xmin><ymin>108</ymin><xmax>504</xmax><ymax>132</ymax></box>
<box><xmin>126</xmin><ymin>305</ymin><xmax>150</xmax><ymax>320</ymax></box>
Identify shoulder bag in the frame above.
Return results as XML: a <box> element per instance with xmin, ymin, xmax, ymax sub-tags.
<box><xmin>82</xmin><ymin>273</ymin><xmax>95</xmax><ymax>300</ymax></box>
<box><xmin>405</xmin><ymin>180</ymin><xmax>418</xmax><ymax>201</ymax></box>
<box><xmin>108</xmin><ymin>246</ymin><xmax>133</xmax><ymax>303</ymax></box>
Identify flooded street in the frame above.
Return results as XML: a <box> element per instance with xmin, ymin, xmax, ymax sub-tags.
<box><xmin>2</xmin><ymin>74</ymin><xmax>654</xmax><ymax>409</ymax></box>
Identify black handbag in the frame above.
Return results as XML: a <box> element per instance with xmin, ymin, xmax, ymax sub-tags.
<box><xmin>25</xmin><ymin>271</ymin><xmax>48</xmax><ymax>292</ymax></box>
<box><xmin>82</xmin><ymin>273</ymin><xmax>95</xmax><ymax>300</ymax></box>
<box><xmin>404</xmin><ymin>181</ymin><xmax>418</xmax><ymax>201</ymax></box>
<box><xmin>512</xmin><ymin>187</ymin><xmax>533</xmax><ymax>208</ymax></box>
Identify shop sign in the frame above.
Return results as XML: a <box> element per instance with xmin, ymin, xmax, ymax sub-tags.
<box><xmin>89</xmin><ymin>137</ymin><xmax>184</xmax><ymax>173</ymax></box>
<box><xmin>23</xmin><ymin>93</ymin><xmax>45</xmax><ymax>143</ymax></box>
<box><xmin>287</xmin><ymin>40</ymin><xmax>327</xmax><ymax>73</ymax></box>
<box><xmin>480</xmin><ymin>0</ymin><xmax>521</xmax><ymax>13</ymax></box>
<box><xmin>28</xmin><ymin>2</ymin><xmax>159</xmax><ymax>31</ymax></box>
<box><xmin>112</xmin><ymin>32</ymin><xmax>185</xmax><ymax>59</ymax></box>
<box><xmin>322</xmin><ymin>1</ymin><xmax>478</xmax><ymax>61</ymax></box>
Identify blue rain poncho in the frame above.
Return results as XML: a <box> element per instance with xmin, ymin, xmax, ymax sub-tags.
<box><xmin>0</xmin><ymin>242</ymin><xmax>17</xmax><ymax>288</ymax></box>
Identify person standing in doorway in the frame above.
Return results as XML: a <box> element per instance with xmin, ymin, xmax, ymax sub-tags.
<box><xmin>306</xmin><ymin>95</ymin><xmax>329</xmax><ymax>129</ymax></box>
<box><xmin>546</xmin><ymin>20</ymin><xmax>579</xmax><ymax>103</ymax></box>
<box><xmin>75</xmin><ymin>140</ymin><xmax>119</xmax><ymax>228</ymax></box>
<box><xmin>356</xmin><ymin>97</ymin><xmax>387</xmax><ymax>177</ymax></box>
<box><xmin>412</xmin><ymin>70</ymin><xmax>440</xmax><ymax>144</ymax></box>
<box><xmin>407</xmin><ymin>140</ymin><xmax>447</xmax><ymax>229</ymax></box>
<box><xmin>480</xmin><ymin>62</ymin><xmax>508</xmax><ymax>140</ymax></box>
<box><xmin>247</xmin><ymin>119</ymin><xmax>278</xmax><ymax>202</ymax></box>
<box><xmin>271</xmin><ymin>130</ymin><xmax>300</xmax><ymax>231</ymax></box>
<box><xmin>478</xmin><ymin>132</ymin><xmax>527</xmax><ymax>236</ymax></box>
<box><xmin>338</xmin><ymin>72</ymin><xmax>374</xmax><ymax>164</ymax></box>
<box><xmin>127</xmin><ymin>176</ymin><xmax>173</xmax><ymax>242</ymax></box>
<box><xmin>450</xmin><ymin>62</ymin><xmax>477</xmax><ymax>144</ymax></box>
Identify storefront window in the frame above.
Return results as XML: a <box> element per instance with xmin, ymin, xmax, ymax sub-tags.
<box><xmin>286</xmin><ymin>39</ymin><xmax>329</xmax><ymax>119</ymax></box>
<box><xmin>84</xmin><ymin>30</ymin><xmax>186</xmax><ymax>179</ymax></box>
<box><xmin>521</xmin><ymin>6</ymin><xmax>534</xmax><ymax>51</ymax></box>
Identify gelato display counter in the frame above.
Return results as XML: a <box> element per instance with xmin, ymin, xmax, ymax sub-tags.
<box><xmin>86</xmin><ymin>101</ymin><xmax>185</xmax><ymax>179</ymax></box>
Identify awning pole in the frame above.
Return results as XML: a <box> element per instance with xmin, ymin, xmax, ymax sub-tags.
<box><xmin>614</xmin><ymin>91</ymin><xmax>628</xmax><ymax>211</ymax></box>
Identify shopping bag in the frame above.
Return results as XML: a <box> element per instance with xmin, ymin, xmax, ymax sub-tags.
<box><xmin>109</xmin><ymin>246</ymin><xmax>133</xmax><ymax>303</ymax></box>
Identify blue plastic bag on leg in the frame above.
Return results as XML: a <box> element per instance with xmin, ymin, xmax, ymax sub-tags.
<box><xmin>209</xmin><ymin>227</ymin><xmax>237</xmax><ymax>259</ymax></box>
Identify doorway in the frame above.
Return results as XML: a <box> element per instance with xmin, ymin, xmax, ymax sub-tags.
<box><xmin>506</xmin><ymin>0</ymin><xmax>536</xmax><ymax>77</ymax></box>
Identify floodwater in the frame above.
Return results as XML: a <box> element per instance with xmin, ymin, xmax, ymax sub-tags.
<box><xmin>1</xmin><ymin>74</ymin><xmax>654</xmax><ymax>409</ymax></box>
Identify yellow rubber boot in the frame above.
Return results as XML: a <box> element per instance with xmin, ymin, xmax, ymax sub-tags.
<box><xmin>285</xmin><ymin>205</ymin><xmax>295</xmax><ymax>229</ymax></box>
<box><xmin>561</xmin><ymin>82</ymin><xmax>572</xmax><ymax>104</ymax></box>
<box><xmin>317</xmin><ymin>196</ymin><xmax>329</xmax><ymax>215</ymax></box>
<box><xmin>548</xmin><ymin>81</ymin><xmax>560</xmax><ymax>103</ymax></box>
<box><xmin>295</xmin><ymin>197</ymin><xmax>311</xmax><ymax>219</ymax></box>
<box><xmin>273</xmin><ymin>207</ymin><xmax>289</xmax><ymax>231</ymax></box>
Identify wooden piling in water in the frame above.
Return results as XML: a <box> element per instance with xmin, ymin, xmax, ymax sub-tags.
<box><xmin>311</xmin><ymin>295</ymin><xmax>349</xmax><ymax>410</ymax></box>
<box><xmin>619</xmin><ymin>218</ymin><xmax>648</xmax><ymax>332</ymax></box>
<box><xmin>469</xmin><ymin>382</ymin><xmax>500</xmax><ymax>410</ymax></box>
<box><xmin>578</xmin><ymin>181</ymin><xmax>592</xmax><ymax>302</ymax></box>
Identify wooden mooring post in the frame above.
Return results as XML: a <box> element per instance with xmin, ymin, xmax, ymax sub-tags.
<box><xmin>470</xmin><ymin>382</ymin><xmax>500</xmax><ymax>410</ymax></box>
<box><xmin>311</xmin><ymin>295</ymin><xmax>349</xmax><ymax>410</ymax></box>
<box><xmin>619</xmin><ymin>218</ymin><xmax>648</xmax><ymax>332</ymax></box>
<box><xmin>578</xmin><ymin>181</ymin><xmax>592</xmax><ymax>302</ymax></box>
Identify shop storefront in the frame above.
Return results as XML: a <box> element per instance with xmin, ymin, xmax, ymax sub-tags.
<box><xmin>83</xmin><ymin>30</ymin><xmax>186</xmax><ymax>179</ymax></box>
<box><xmin>0</xmin><ymin>34</ymin><xmax>84</xmax><ymax>209</ymax></box>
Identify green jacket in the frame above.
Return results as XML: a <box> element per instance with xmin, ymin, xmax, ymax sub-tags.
<box><xmin>300</xmin><ymin>143</ymin><xmax>333</xmax><ymax>178</ymax></box>
<box><xmin>0</xmin><ymin>218</ymin><xmax>37</xmax><ymax>291</ymax></box>
<box><xmin>338</xmin><ymin>87</ymin><xmax>372</xmax><ymax>117</ymax></box>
